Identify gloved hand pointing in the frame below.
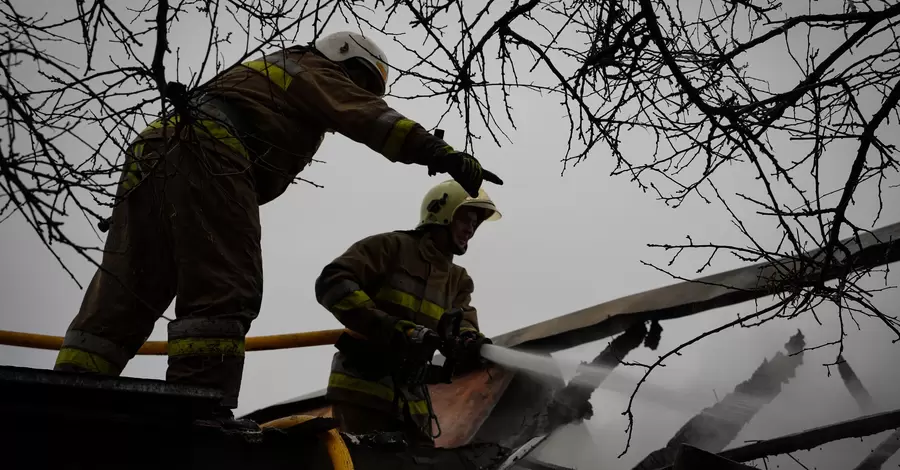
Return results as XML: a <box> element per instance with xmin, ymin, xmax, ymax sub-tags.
<box><xmin>428</xmin><ymin>149</ymin><xmax>503</xmax><ymax>197</ymax></box>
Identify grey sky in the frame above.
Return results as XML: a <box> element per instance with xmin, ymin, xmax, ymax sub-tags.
<box><xmin>2</xmin><ymin>0</ymin><xmax>899</xmax><ymax>468</ymax></box>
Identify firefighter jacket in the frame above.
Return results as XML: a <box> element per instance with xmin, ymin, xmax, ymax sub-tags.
<box><xmin>130</xmin><ymin>46</ymin><xmax>452</xmax><ymax>205</ymax></box>
<box><xmin>314</xmin><ymin>230</ymin><xmax>484</xmax><ymax>433</ymax></box>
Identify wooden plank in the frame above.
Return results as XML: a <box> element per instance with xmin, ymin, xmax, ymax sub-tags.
<box><xmin>430</xmin><ymin>365</ymin><xmax>516</xmax><ymax>448</ymax></box>
<box><xmin>720</xmin><ymin>409</ymin><xmax>900</xmax><ymax>462</ymax></box>
<box><xmin>253</xmin><ymin>365</ymin><xmax>515</xmax><ymax>449</ymax></box>
<box><xmin>494</xmin><ymin>221</ymin><xmax>900</xmax><ymax>351</ymax></box>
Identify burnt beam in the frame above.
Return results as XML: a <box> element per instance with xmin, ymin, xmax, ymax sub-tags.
<box><xmin>721</xmin><ymin>409</ymin><xmax>900</xmax><ymax>462</ymax></box>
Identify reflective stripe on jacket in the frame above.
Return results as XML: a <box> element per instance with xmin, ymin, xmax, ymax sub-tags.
<box><xmin>130</xmin><ymin>48</ymin><xmax>452</xmax><ymax>204</ymax></box>
<box><xmin>314</xmin><ymin>230</ymin><xmax>483</xmax><ymax>430</ymax></box>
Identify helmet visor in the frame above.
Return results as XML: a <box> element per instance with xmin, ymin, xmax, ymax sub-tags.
<box><xmin>458</xmin><ymin>200</ymin><xmax>502</xmax><ymax>222</ymax></box>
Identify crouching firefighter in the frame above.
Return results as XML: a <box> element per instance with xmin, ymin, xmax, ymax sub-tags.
<box><xmin>52</xmin><ymin>30</ymin><xmax>502</xmax><ymax>432</ymax></box>
<box><xmin>314</xmin><ymin>180</ymin><xmax>500</xmax><ymax>446</ymax></box>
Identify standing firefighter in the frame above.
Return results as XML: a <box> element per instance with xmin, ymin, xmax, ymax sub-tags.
<box><xmin>315</xmin><ymin>180</ymin><xmax>499</xmax><ymax>446</ymax></box>
<box><xmin>53</xmin><ymin>31</ymin><xmax>502</xmax><ymax>430</ymax></box>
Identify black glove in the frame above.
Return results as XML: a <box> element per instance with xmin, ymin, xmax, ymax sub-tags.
<box><xmin>391</xmin><ymin>322</ymin><xmax>441</xmax><ymax>363</ymax></box>
<box><xmin>454</xmin><ymin>331</ymin><xmax>492</xmax><ymax>372</ymax></box>
<box><xmin>394</xmin><ymin>324</ymin><xmax>442</xmax><ymax>384</ymax></box>
<box><xmin>428</xmin><ymin>150</ymin><xmax>503</xmax><ymax>197</ymax></box>
<box><xmin>405</xmin><ymin>325</ymin><xmax>443</xmax><ymax>353</ymax></box>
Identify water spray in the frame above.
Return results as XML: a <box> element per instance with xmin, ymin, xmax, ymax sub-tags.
<box><xmin>478</xmin><ymin>343</ymin><xmax>711</xmax><ymax>414</ymax></box>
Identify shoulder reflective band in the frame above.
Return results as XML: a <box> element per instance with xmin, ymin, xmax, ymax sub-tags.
<box><xmin>242</xmin><ymin>53</ymin><xmax>305</xmax><ymax>91</ymax></box>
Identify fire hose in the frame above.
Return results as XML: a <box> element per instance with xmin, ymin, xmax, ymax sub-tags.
<box><xmin>1</xmin><ymin>326</ymin><xmax>708</xmax><ymax>416</ymax></box>
<box><xmin>0</xmin><ymin>328</ymin><xmax>347</xmax><ymax>354</ymax></box>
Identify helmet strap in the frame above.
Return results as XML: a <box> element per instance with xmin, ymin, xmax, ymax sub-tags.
<box><xmin>441</xmin><ymin>225</ymin><xmax>468</xmax><ymax>256</ymax></box>
<box><xmin>420</xmin><ymin>225</ymin><xmax>464</xmax><ymax>257</ymax></box>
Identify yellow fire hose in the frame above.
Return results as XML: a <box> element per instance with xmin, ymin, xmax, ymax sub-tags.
<box><xmin>3</xmin><ymin>328</ymin><xmax>358</xmax><ymax>470</ymax></box>
<box><xmin>261</xmin><ymin>415</ymin><xmax>354</xmax><ymax>470</ymax></box>
<box><xmin>0</xmin><ymin>328</ymin><xmax>348</xmax><ymax>354</ymax></box>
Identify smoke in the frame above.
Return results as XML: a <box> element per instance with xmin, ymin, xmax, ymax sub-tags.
<box><xmin>492</xmin><ymin>283</ymin><xmax>900</xmax><ymax>470</ymax></box>
<box><xmin>480</xmin><ymin>344</ymin><xmax>785</xmax><ymax>422</ymax></box>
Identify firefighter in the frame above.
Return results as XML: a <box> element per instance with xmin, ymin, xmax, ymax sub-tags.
<box><xmin>52</xmin><ymin>31</ymin><xmax>502</xmax><ymax>431</ymax></box>
<box><xmin>314</xmin><ymin>179</ymin><xmax>499</xmax><ymax>446</ymax></box>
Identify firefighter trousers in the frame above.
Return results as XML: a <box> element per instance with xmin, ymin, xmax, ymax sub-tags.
<box><xmin>53</xmin><ymin>135</ymin><xmax>262</xmax><ymax>409</ymax></box>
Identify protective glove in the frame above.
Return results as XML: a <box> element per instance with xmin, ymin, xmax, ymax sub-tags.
<box><xmin>390</xmin><ymin>321</ymin><xmax>442</xmax><ymax>384</ymax></box>
<box><xmin>454</xmin><ymin>330</ymin><xmax>492</xmax><ymax>372</ymax></box>
<box><xmin>405</xmin><ymin>324</ymin><xmax>443</xmax><ymax>353</ymax></box>
<box><xmin>427</xmin><ymin>148</ymin><xmax>503</xmax><ymax>197</ymax></box>
<box><xmin>391</xmin><ymin>320</ymin><xmax>442</xmax><ymax>360</ymax></box>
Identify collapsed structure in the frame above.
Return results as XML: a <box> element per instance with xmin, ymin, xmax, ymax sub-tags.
<box><xmin>2</xmin><ymin>221</ymin><xmax>899</xmax><ymax>469</ymax></box>
<box><xmin>635</xmin><ymin>330</ymin><xmax>807</xmax><ymax>470</ymax></box>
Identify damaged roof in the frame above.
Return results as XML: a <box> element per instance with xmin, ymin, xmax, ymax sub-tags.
<box><xmin>243</xmin><ymin>221</ymin><xmax>900</xmax><ymax>449</ymax></box>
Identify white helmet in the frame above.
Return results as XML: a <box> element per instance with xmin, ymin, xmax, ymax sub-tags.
<box><xmin>314</xmin><ymin>31</ymin><xmax>389</xmax><ymax>95</ymax></box>
<box><xmin>417</xmin><ymin>180</ymin><xmax>502</xmax><ymax>229</ymax></box>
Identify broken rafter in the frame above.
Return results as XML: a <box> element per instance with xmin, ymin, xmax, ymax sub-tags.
<box><xmin>852</xmin><ymin>429</ymin><xmax>900</xmax><ymax>470</ymax></box>
<box><xmin>637</xmin><ymin>330</ymin><xmax>807</xmax><ymax>470</ymax></box>
<box><xmin>836</xmin><ymin>354</ymin><xmax>900</xmax><ymax>470</ymax></box>
<box><xmin>495</xmin><ymin>222</ymin><xmax>900</xmax><ymax>352</ymax></box>
<box><xmin>720</xmin><ymin>409</ymin><xmax>900</xmax><ymax>463</ymax></box>
<box><xmin>653</xmin><ymin>410</ymin><xmax>900</xmax><ymax>469</ymax></box>
<box><xmin>837</xmin><ymin>355</ymin><xmax>876</xmax><ymax>414</ymax></box>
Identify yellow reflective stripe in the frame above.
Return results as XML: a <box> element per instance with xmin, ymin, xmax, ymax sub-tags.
<box><xmin>168</xmin><ymin>338</ymin><xmax>245</xmax><ymax>357</ymax></box>
<box><xmin>393</xmin><ymin>319</ymin><xmax>418</xmax><ymax>334</ymax></box>
<box><xmin>332</xmin><ymin>290</ymin><xmax>375</xmax><ymax>312</ymax></box>
<box><xmin>242</xmin><ymin>60</ymin><xmax>293</xmax><ymax>90</ymax></box>
<box><xmin>121</xmin><ymin>143</ymin><xmax>147</xmax><ymax>190</ymax></box>
<box><xmin>329</xmin><ymin>372</ymin><xmax>395</xmax><ymax>402</ymax></box>
<box><xmin>196</xmin><ymin>120</ymin><xmax>249</xmax><ymax>159</ymax></box>
<box><xmin>147</xmin><ymin>115</ymin><xmax>178</xmax><ymax>130</ymax></box>
<box><xmin>122</xmin><ymin>159</ymin><xmax>142</xmax><ymax>191</ymax></box>
<box><xmin>55</xmin><ymin>348</ymin><xmax>116</xmax><ymax>375</ymax></box>
<box><xmin>375</xmin><ymin>288</ymin><xmax>444</xmax><ymax>321</ymax></box>
<box><xmin>406</xmin><ymin>399</ymin><xmax>430</xmax><ymax>416</ymax></box>
<box><xmin>328</xmin><ymin>373</ymin><xmax>429</xmax><ymax>417</ymax></box>
<box><xmin>144</xmin><ymin>116</ymin><xmax>249</xmax><ymax>159</ymax></box>
<box><xmin>382</xmin><ymin>119</ymin><xmax>416</xmax><ymax>160</ymax></box>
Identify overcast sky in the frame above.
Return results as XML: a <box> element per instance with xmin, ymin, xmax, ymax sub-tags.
<box><xmin>2</xmin><ymin>0</ymin><xmax>899</xmax><ymax>469</ymax></box>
